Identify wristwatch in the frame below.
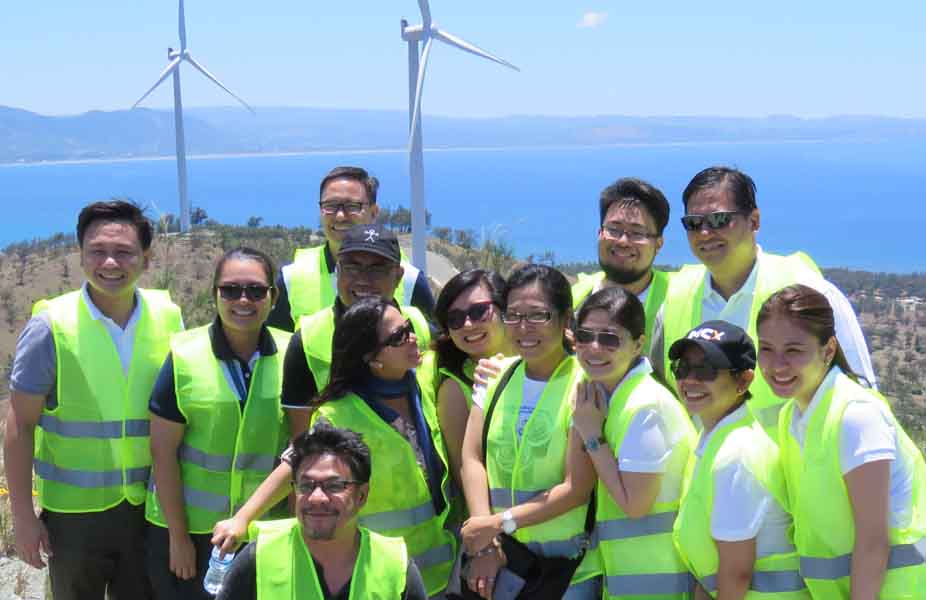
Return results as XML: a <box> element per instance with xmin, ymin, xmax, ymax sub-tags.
<box><xmin>584</xmin><ymin>435</ymin><xmax>607</xmax><ymax>452</ymax></box>
<box><xmin>501</xmin><ymin>510</ymin><xmax>518</xmax><ymax>535</ymax></box>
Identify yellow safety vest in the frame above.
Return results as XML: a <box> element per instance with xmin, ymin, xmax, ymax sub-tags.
<box><xmin>595</xmin><ymin>370</ymin><xmax>696</xmax><ymax>599</ymax></box>
<box><xmin>661</xmin><ymin>252</ymin><xmax>821</xmax><ymax>437</ymax></box>
<box><xmin>252</xmin><ymin>519</ymin><xmax>407</xmax><ymax>600</ymax></box>
<box><xmin>283</xmin><ymin>245</ymin><xmax>421</xmax><ymax>327</ymax></box>
<box><xmin>572</xmin><ymin>269</ymin><xmax>671</xmax><ymax>356</ymax></box>
<box><xmin>145</xmin><ymin>325</ymin><xmax>291</xmax><ymax>533</ymax></box>
<box><xmin>673</xmin><ymin>409</ymin><xmax>809</xmax><ymax>598</ymax></box>
<box><xmin>484</xmin><ymin>356</ymin><xmax>600</xmax><ymax>587</ymax></box>
<box><xmin>779</xmin><ymin>372</ymin><xmax>926</xmax><ymax>599</ymax></box>
<box><xmin>300</xmin><ymin>304</ymin><xmax>431</xmax><ymax>394</ymax></box>
<box><xmin>32</xmin><ymin>288</ymin><xmax>182</xmax><ymax>513</ymax></box>
<box><xmin>310</xmin><ymin>366</ymin><xmax>456</xmax><ymax>596</ymax></box>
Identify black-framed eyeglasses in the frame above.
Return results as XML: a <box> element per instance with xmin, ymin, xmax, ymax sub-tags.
<box><xmin>319</xmin><ymin>201</ymin><xmax>367</xmax><ymax>216</ymax></box>
<box><xmin>501</xmin><ymin>310</ymin><xmax>553</xmax><ymax>326</ymax></box>
<box><xmin>680</xmin><ymin>211</ymin><xmax>743</xmax><ymax>232</ymax></box>
<box><xmin>575</xmin><ymin>328</ymin><xmax>623</xmax><ymax>349</ymax></box>
<box><xmin>602</xmin><ymin>224</ymin><xmax>658</xmax><ymax>243</ymax></box>
<box><xmin>337</xmin><ymin>261</ymin><xmax>395</xmax><ymax>280</ymax></box>
<box><xmin>217</xmin><ymin>284</ymin><xmax>273</xmax><ymax>302</ymax></box>
<box><xmin>671</xmin><ymin>360</ymin><xmax>722</xmax><ymax>382</ymax></box>
<box><xmin>446</xmin><ymin>302</ymin><xmax>494</xmax><ymax>330</ymax></box>
<box><xmin>293</xmin><ymin>478</ymin><xmax>361</xmax><ymax>496</ymax></box>
<box><xmin>377</xmin><ymin>319</ymin><xmax>414</xmax><ymax>350</ymax></box>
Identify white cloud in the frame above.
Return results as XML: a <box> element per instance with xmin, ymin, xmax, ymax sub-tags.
<box><xmin>577</xmin><ymin>11</ymin><xmax>608</xmax><ymax>29</ymax></box>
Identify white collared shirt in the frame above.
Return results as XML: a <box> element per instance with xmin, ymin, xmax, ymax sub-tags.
<box><xmin>81</xmin><ymin>283</ymin><xmax>141</xmax><ymax>376</ymax></box>
<box><xmin>788</xmin><ymin>367</ymin><xmax>913</xmax><ymax>528</ymax></box>
<box><xmin>700</xmin><ymin>246</ymin><xmax>877</xmax><ymax>388</ymax></box>
<box><xmin>696</xmin><ymin>404</ymin><xmax>795</xmax><ymax>557</ymax></box>
<box><xmin>593</xmin><ymin>275</ymin><xmax>651</xmax><ymax>306</ymax></box>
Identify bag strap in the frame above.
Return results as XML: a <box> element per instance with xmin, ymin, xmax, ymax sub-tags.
<box><xmin>481</xmin><ymin>358</ymin><xmax>522</xmax><ymax>464</ymax></box>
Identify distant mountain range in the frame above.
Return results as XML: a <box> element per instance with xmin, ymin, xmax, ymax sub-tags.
<box><xmin>2</xmin><ymin>105</ymin><xmax>926</xmax><ymax>163</ymax></box>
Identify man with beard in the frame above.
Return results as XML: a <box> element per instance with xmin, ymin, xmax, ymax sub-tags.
<box><xmin>572</xmin><ymin>178</ymin><xmax>672</xmax><ymax>353</ymax></box>
<box><xmin>217</xmin><ymin>423</ymin><xmax>428</xmax><ymax>600</ymax></box>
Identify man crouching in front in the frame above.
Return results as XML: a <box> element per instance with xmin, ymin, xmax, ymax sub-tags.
<box><xmin>217</xmin><ymin>423</ymin><xmax>428</xmax><ymax>600</ymax></box>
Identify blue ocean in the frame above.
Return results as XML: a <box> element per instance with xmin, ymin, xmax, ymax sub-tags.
<box><xmin>2</xmin><ymin>140</ymin><xmax>924</xmax><ymax>272</ymax></box>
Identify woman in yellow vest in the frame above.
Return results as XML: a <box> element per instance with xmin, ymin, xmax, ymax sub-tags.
<box><xmin>432</xmin><ymin>269</ymin><xmax>512</xmax><ymax>496</ymax></box>
<box><xmin>308</xmin><ymin>296</ymin><xmax>457</xmax><ymax>597</ymax></box>
<box><xmin>669</xmin><ymin>320</ymin><xmax>809</xmax><ymax>599</ymax></box>
<box><xmin>757</xmin><ymin>284</ymin><xmax>926</xmax><ymax>599</ymax></box>
<box><xmin>570</xmin><ymin>286</ymin><xmax>696</xmax><ymax>599</ymax></box>
<box><xmin>459</xmin><ymin>263</ymin><xmax>599</xmax><ymax>600</ymax></box>
<box><xmin>147</xmin><ymin>247</ymin><xmax>292</xmax><ymax>600</ymax></box>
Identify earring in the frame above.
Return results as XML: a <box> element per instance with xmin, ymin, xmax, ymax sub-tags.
<box><xmin>369</xmin><ymin>360</ymin><xmax>383</xmax><ymax>370</ymax></box>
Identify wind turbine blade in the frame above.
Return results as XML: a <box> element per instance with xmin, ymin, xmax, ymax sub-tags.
<box><xmin>408</xmin><ymin>37</ymin><xmax>434</xmax><ymax>152</ymax></box>
<box><xmin>132</xmin><ymin>57</ymin><xmax>183</xmax><ymax>108</ymax></box>
<box><xmin>178</xmin><ymin>0</ymin><xmax>187</xmax><ymax>50</ymax></box>
<box><xmin>432</xmin><ymin>29</ymin><xmax>519</xmax><ymax>72</ymax></box>
<box><xmin>417</xmin><ymin>0</ymin><xmax>432</xmax><ymax>29</ymax></box>
<box><xmin>184</xmin><ymin>55</ymin><xmax>255</xmax><ymax>113</ymax></box>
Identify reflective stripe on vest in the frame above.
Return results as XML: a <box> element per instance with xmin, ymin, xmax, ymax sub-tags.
<box><xmin>33</xmin><ymin>289</ymin><xmax>181</xmax><ymax>513</ymax></box>
<box><xmin>597</xmin><ymin>511</ymin><xmax>677</xmax><ymax>541</ymax></box>
<box><xmin>699</xmin><ymin>570</ymin><xmax>807</xmax><ymax>593</ymax></box>
<box><xmin>799</xmin><ymin>540</ymin><xmax>926</xmax><ymax>580</ymax></box>
<box><xmin>359</xmin><ymin>499</ymin><xmax>436</xmax><ymax>531</ymax></box>
<box><xmin>489</xmin><ymin>487</ymin><xmax>546</xmax><ymax>510</ymax></box>
<box><xmin>605</xmin><ymin>572</ymin><xmax>691</xmax><ymax>596</ymax></box>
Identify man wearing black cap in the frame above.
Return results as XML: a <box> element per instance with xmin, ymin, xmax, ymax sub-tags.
<box><xmin>266</xmin><ymin>166</ymin><xmax>434</xmax><ymax>331</ymax></box>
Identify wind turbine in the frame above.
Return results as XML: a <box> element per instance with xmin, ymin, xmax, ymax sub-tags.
<box><xmin>401</xmin><ymin>1</ymin><xmax>518</xmax><ymax>276</ymax></box>
<box><xmin>132</xmin><ymin>0</ymin><xmax>253</xmax><ymax>232</ymax></box>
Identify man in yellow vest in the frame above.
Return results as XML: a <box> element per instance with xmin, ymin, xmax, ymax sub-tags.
<box><xmin>3</xmin><ymin>200</ymin><xmax>183</xmax><ymax>600</ymax></box>
<box><xmin>215</xmin><ymin>422</ymin><xmax>428</xmax><ymax>600</ymax></box>
<box><xmin>266</xmin><ymin>166</ymin><xmax>434</xmax><ymax>331</ymax></box>
<box><xmin>651</xmin><ymin>166</ymin><xmax>875</xmax><ymax>431</ymax></box>
<box><xmin>571</xmin><ymin>178</ymin><xmax>673</xmax><ymax>353</ymax></box>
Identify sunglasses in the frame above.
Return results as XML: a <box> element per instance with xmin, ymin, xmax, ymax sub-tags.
<box><xmin>217</xmin><ymin>284</ymin><xmax>273</xmax><ymax>302</ymax></box>
<box><xmin>446</xmin><ymin>302</ymin><xmax>494</xmax><ymax>330</ymax></box>
<box><xmin>378</xmin><ymin>319</ymin><xmax>414</xmax><ymax>350</ymax></box>
<box><xmin>575</xmin><ymin>328</ymin><xmax>623</xmax><ymax>349</ymax></box>
<box><xmin>670</xmin><ymin>360</ymin><xmax>722</xmax><ymax>382</ymax></box>
<box><xmin>293</xmin><ymin>478</ymin><xmax>361</xmax><ymax>496</ymax></box>
<box><xmin>680</xmin><ymin>211</ymin><xmax>742</xmax><ymax>232</ymax></box>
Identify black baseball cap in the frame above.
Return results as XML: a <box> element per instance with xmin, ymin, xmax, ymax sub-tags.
<box><xmin>338</xmin><ymin>224</ymin><xmax>401</xmax><ymax>264</ymax></box>
<box><xmin>668</xmin><ymin>320</ymin><xmax>756</xmax><ymax>371</ymax></box>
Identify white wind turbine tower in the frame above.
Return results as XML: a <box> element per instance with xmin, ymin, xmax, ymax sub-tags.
<box><xmin>402</xmin><ymin>0</ymin><xmax>518</xmax><ymax>276</ymax></box>
<box><xmin>132</xmin><ymin>0</ymin><xmax>253</xmax><ymax>232</ymax></box>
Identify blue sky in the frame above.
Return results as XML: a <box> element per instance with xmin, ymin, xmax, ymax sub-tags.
<box><xmin>3</xmin><ymin>1</ymin><xmax>924</xmax><ymax>118</ymax></box>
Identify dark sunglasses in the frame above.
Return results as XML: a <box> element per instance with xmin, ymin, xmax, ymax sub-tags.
<box><xmin>680</xmin><ymin>211</ymin><xmax>742</xmax><ymax>232</ymax></box>
<box><xmin>446</xmin><ymin>301</ymin><xmax>494</xmax><ymax>330</ymax></box>
<box><xmin>217</xmin><ymin>284</ymin><xmax>273</xmax><ymax>302</ymax></box>
<box><xmin>575</xmin><ymin>328</ymin><xmax>622</xmax><ymax>349</ymax></box>
<box><xmin>671</xmin><ymin>360</ymin><xmax>722</xmax><ymax>382</ymax></box>
<box><xmin>378</xmin><ymin>319</ymin><xmax>414</xmax><ymax>349</ymax></box>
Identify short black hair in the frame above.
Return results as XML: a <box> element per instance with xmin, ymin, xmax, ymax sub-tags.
<box><xmin>289</xmin><ymin>422</ymin><xmax>372</xmax><ymax>484</ymax></box>
<box><xmin>682</xmin><ymin>166</ymin><xmax>757</xmax><ymax>214</ymax></box>
<box><xmin>576</xmin><ymin>286</ymin><xmax>646</xmax><ymax>341</ymax></box>
<box><xmin>319</xmin><ymin>166</ymin><xmax>379</xmax><ymax>205</ymax></box>
<box><xmin>599</xmin><ymin>178</ymin><xmax>670</xmax><ymax>235</ymax></box>
<box><xmin>77</xmin><ymin>200</ymin><xmax>153</xmax><ymax>250</ymax></box>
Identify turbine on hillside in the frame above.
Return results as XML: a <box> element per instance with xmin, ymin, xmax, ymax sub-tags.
<box><xmin>401</xmin><ymin>0</ymin><xmax>518</xmax><ymax>276</ymax></box>
<box><xmin>131</xmin><ymin>0</ymin><xmax>253</xmax><ymax>233</ymax></box>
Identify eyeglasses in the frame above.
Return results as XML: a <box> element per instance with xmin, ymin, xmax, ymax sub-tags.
<box><xmin>575</xmin><ymin>328</ymin><xmax>623</xmax><ymax>349</ymax></box>
<box><xmin>501</xmin><ymin>310</ymin><xmax>553</xmax><ymax>326</ymax></box>
<box><xmin>319</xmin><ymin>201</ymin><xmax>367</xmax><ymax>216</ymax></box>
<box><xmin>217</xmin><ymin>284</ymin><xmax>273</xmax><ymax>302</ymax></box>
<box><xmin>670</xmin><ymin>360</ymin><xmax>722</xmax><ymax>382</ymax></box>
<box><xmin>680</xmin><ymin>211</ymin><xmax>743</xmax><ymax>232</ymax></box>
<box><xmin>446</xmin><ymin>302</ymin><xmax>494</xmax><ymax>330</ymax></box>
<box><xmin>293</xmin><ymin>478</ymin><xmax>361</xmax><ymax>496</ymax></box>
<box><xmin>378</xmin><ymin>319</ymin><xmax>414</xmax><ymax>350</ymax></box>
<box><xmin>602</xmin><ymin>224</ymin><xmax>658</xmax><ymax>243</ymax></box>
<box><xmin>338</xmin><ymin>262</ymin><xmax>395</xmax><ymax>279</ymax></box>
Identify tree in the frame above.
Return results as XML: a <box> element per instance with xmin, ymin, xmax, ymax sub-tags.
<box><xmin>433</xmin><ymin>227</ymin><xmax>452</xmax><ymax>242</ymax></box>
<box><xmin>454</xmin><ymin>229</ymin><xmax>476</xmax><ymax>250</ymax></box>
<box><xmin>247</xmin><ymin>216</ymin><xmax>264</xmax><ymax>228</ymax></box>
<box><xmin>191</xmin><ymin>206</ymin><xmax>209</xmax><ymax>226</ymax></box>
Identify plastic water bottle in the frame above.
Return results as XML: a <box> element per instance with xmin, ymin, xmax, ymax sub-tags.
<box><xmin>203</xmin><ymin>546</ymin><xmax>235</xmax><ymax>596</ymax></box>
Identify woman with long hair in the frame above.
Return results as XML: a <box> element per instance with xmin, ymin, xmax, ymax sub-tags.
<box><xmin>431</xmin><ymin>269</ymin><xmax>512</xmax><ymax>491</ymax></box>
<box><xmin>459</xmin><ymin>263</ymin><xmax>599</xmax><ymax>600</ymax></box>
<box><xmin>146</xmin><ymin>247</ymin><xmax>292</xmax><ymax>600</ymax></box>
<box><xmin>757</xmin><ymin>284</ymin><xmax>926</xmax><ymax>599</ymax></box>
<box><xmin>570</xmin><ymin>287</ymin><xmax>696</xmax><ymax>599</ymax></box>
<box><xmin>669</xmin><ymin>320</ymin><xmax>809</xmax><ymax>600</ymax></box>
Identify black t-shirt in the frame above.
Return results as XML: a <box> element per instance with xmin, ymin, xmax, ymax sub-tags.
<box><xmin>216</xmin><ymin>540</ymin><xmax>429</xmax><ymax>600</ymax></box>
